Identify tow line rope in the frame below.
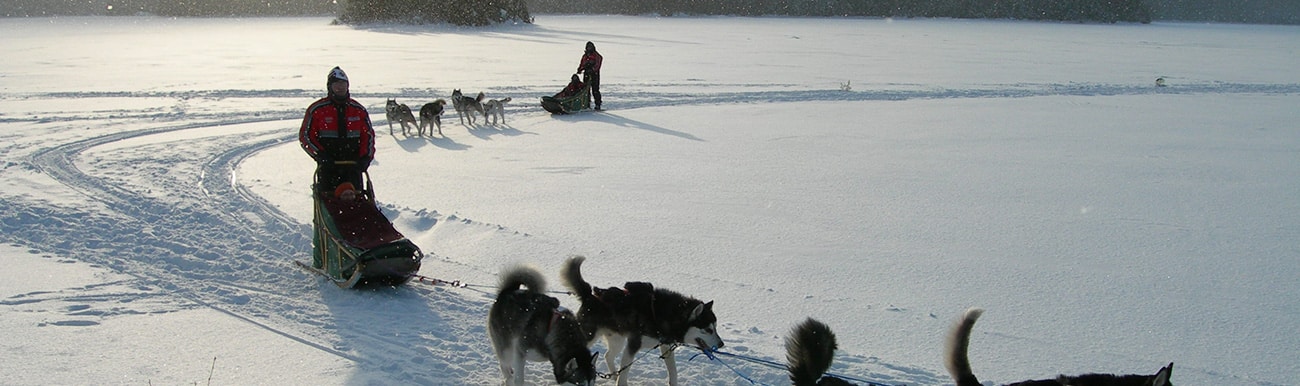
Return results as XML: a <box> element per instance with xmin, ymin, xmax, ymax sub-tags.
<box><xmin>689</xmin><ymin>347</ymin><xmax>898</xmax><ymax>386</ymax></box>
<box><xmin>596</xmin><ymin>343</ymin><xmax>677</xmax><ymax>380</ymax></box>
<box><xmin>407</xmin><ymin>273</ymin><xmax>573</xmax><ymax>296</ymax></box>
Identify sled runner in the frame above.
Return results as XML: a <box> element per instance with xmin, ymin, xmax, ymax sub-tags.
<box><xmin>541</xmin><ymin>85</ymin><xmax>592</xmax><ymax>114</ymax></box>
<box><xmin>307</xmin><ymin>171</ymin><xmax>422</xmax><ymax>288</ymax></box>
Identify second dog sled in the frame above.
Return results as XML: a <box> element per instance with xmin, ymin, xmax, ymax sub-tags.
<box><xmin>302</xmin><ymin>169</ymin><xmax>422</xmax><ymax>288</ymax></box>
<box><xmin>541</xmin><ymin>85</ymin><xmax>592</xmax><ymax>114</ymax></box>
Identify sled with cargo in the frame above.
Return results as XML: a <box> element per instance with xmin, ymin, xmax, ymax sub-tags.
<box><xmin>299</xmin><ymin>168</ymin><xmax>422</xmax><ymax>288</ymax></box>
<box><xmin>540</xmin><ymin>85</ymin><xmax>592</xmax><ymax>115</ymax></box>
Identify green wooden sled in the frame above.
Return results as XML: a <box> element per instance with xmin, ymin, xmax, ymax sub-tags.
<box><xmin>310</xmin><ymin>171</ymin><xmax>422</xmax><ymax>288</ymax></box>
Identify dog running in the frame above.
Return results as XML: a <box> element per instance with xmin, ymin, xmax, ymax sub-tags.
<box><xmin>560</xmin><ymin>255</ymin><xmax>724</xmax><ymax>386</ymax></box>
<box><xmin>945</xmin><ymin>308</ymin><xmax>1174</xmax><ymax>386</ymax></box>
<box><xmin>488</xmin><ymin>263</ymin><xmax>597</xmax><ymax>386</ymax></box>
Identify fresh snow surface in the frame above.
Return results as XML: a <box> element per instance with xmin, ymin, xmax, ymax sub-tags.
<box><xmin>2</xmin><ymin>15</ymin><xmax>1298</xmax><ymax>386</ymax></box>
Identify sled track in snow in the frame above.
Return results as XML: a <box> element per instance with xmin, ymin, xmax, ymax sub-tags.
<box><xmin>5</xmin><ymin>81</ymin><xmax>1296</xmax><ymax>124</ymax></box>
<box><xmin>8</xmin><ymin>118</ymin><xmax>337</xmax><ymax>340</ymax></box>
<box><xmin>1</xmin><ymin>116</ymin><xmax>490</xmax><ymax>383</ymax></box>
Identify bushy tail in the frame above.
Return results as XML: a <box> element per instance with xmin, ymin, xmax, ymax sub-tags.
<box><xmin>496</xmin><ymin>263</ymin><xmax>546</xmax><ymax>299</ymax></box>
<box><xmin>945</xmin><ymin>308</ymin><xmax>984</xmax><ymax>386</ymax></box>
<box><xmin>785</xmin><ymin>318</ymin><xmax>839</xmax><ymax>386</ymax></box>
<box><xmin>560</xmin><ymin>255</ymin><xmax>596</xmax><ymax>302</ymax></box>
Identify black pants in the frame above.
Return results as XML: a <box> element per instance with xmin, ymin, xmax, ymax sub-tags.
<box><xmin>583</xmin><ymin>72</ymin><xmax>602</xmax><ymax>108</ymax></box>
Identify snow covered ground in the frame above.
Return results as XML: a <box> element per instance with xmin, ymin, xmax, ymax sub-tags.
<box><xmin>1</xmin><ymin>15</ymin><xmax>1298</xmax><ymax>386</ymax></box>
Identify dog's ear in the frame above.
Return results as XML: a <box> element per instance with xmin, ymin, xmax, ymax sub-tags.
<box><xmin>563</xmin><ymin>357</ymin><xmax>580</xmax><ymax>377</ymax></box>
<box><xmin>1151</xmin><ymin>362</ymin><xmax>1172</xmax><ymax>386</ymax></box>
<box><xmin>690</xmin><ymin>301</ymin><xmax>713</xmax><ymax>321</ymax></box>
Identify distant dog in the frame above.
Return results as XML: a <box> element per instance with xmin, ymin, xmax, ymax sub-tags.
<box><xmin>785</xmin><ymin>318</ymin><xmax>856</xmax><ymax>386</ymax></box>
<box><xmin>385</xmin><ymin>98</ymin><xmax>417</xmax><ymax>136</ymax></box>
<box><xmin>451</xmin><ymin>89</ymin><xmax>486</xmax><ymax>125</ymax></box>
<box><xmin>484</xmin><ymin>96</ymin><xmax>512</xmax><ymax>125</ymax></box>
<box><xmin>418</xmin><ymin>99</ymin><xmax>446</xmax><ymax>137</ymax></box>
<box><xmin>945</xmin><ymin>308</ymin><xmax>1174</xmax><ymax>386</ymax></box>
<box><xmin>560</xmin><ymin>255</ymin><xmax>724</xmax><ymax>386</ymax></box>
<box><xmin>488</xmin><ymin>264</ymin><xmax>597</xmax><ymax>386</ymax></box>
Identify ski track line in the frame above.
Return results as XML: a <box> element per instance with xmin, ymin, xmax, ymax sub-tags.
<box><xmin>2</xmin><ymin>117</ymin><xmax>490</xmax><ymax>381</ymax></box>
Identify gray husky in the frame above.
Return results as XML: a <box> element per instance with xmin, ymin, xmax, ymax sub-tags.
<box><xmin>418</xmin><ymin>99</ymin><xmax>446</xmax><ymax>137</ymax></box>
<box><xmin>488</xmin><ymin>264</ymin><xmax>597</xmax><ymax>386</ymax></box>
<box><xmin>785</xmin><ymin>318</ymin><xmax>855</xmax><ymax>386</ymax></box>
<box><xmin>560</xmin><ymin>255</ymin><xmax>725</xmax><ymax>386</ymax></box>
<box><xmin>484</xmin><ymin>96</ymin><xmax>512</xmax><ymax>125</ymax></box>
<box><xmin>450</xmin><ymin>89</ymin><xmax>485</xmax><ymax>126</ymax></box>
<box><xmin>385</xmin><ymin>98</ymin><xmax>417</xmax><ymax>136</ymax></box>
<box><xmin>946</xmin><ymin>308</ymin><xmax>1174</xmax><ymax>386</ymax></box>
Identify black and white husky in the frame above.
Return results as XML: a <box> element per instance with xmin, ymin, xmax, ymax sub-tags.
<box><xmin>560</xmin><ymin>255</ymin><xmax>725</xmax><ymax>386</ymax></box>
<box><xmin>484</xmin><ymin>96</ymin><xmax>512</xmax><ymax>125</ymax></box>
<box><xmin>450</xmin><ymin>89</ymin><xmax>485</xmax><ymax>126</ymax></box>
<box><xmin>946</xmin><ymin>308</ymin><xmax>1174</xmax><ymax>386</ymax></box>
<box><xmin>785</xmin><ymin>318</ymin><xmax>856</xmax><ymax>386</ymax></box>
<box><xmin>488</xmin><ymin>264</ymin><xmax>597</xmax><ymax>386</ymax></box>
<box><xmin>385</xmin><ymin>98</ymin><xmax>417</xmax><ymax>136</ymax></box>
<box><xmin>418</xmin><ymin>99</ymin><xmax>446</xmax><ymax>137</ymax></box>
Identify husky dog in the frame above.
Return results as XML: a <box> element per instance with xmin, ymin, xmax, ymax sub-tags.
<box><xmin>785</xmin><ymin>318</ymin><xmax>856</xmax><ymax>386</ymax></box>
<box><xmin>450</xmin><ymin>89</ymin><xmax>486</xmax><ymax>126</ymax></box>
<box><xmin>560</xmin><ymin>255</ymin><xmax>724</xmax><ymax>386</ymax></box>
<box><xmin>418</xmin><ymin>99</ymin><xmax>446</xmax><ymax>137</ymax></box>
<box><xmin>946</xmin><ymin>308</ymin><xmax>1174</xmax><ymax>386</ymax></box>
<box><xmin>488</xmin><ymin>264</ymin><xmax>597</xmax><ymax>386</ymax></box>
<box><xmin>385</xmin><ymin>98</ymin><xmax>417</xmax><ymax>136</ymax></box>
<box><xmin>484</xmin><ymin>96</ymin><xmax>512</xmax><ymax>125</ymax></box>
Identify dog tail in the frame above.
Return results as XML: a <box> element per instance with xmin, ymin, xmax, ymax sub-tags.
<box><xmin>560</xmin><ymin>255</ymin><xmax>596</xmax><ymax>302</ymax></box>
<box><xmin>496</xmin><ymin>263</ymin><xmax>546</xmax><ymax>298</ymax></box>
<box><xmin>945</xmin><ymin>308</ymin><xmax>984</xmax><ymax>386</ymax></box>
<box><xmin>784</xmin><ymin>318</ymin><xmax>839</xmax><ymax>386</ymax></box>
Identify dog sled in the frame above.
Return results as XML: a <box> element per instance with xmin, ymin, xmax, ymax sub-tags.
<box><xmin>303</xmin><ymin>169</ymin><xmax>422</xmax><ymax>288</ymax></box>
<box><xmin>541</xmin><ymin>85</ymin><xmax>592</xmax><ymax>114</ymax></box>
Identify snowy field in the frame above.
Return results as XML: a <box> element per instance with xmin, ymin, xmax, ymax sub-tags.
<box><xmin>1</xmin><ymin>15</ymin><xmax>1298</xmax><ymax>386</ymax></box>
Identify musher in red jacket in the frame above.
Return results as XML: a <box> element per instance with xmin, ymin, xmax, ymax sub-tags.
<box><xmin>577</xmin><ymin>41</ymin><xmax>603</xmax><ymax>110</ymax></box>
<box><xmin>299</xmin><ymin>66</ymin><xmax>376</xmax><ymax>194</ymax></box>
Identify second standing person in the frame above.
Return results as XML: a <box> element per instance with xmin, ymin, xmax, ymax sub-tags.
<box><xmin>577</xmin><ymin>41</ymin><xmax>603</xmax><ymax>110</ymax></box>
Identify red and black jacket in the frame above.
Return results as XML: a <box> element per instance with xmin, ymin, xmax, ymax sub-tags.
<box><xmin>299</xmin><ymin>97</ymin><xmax>375</xmax><ymax>163</ymax></box>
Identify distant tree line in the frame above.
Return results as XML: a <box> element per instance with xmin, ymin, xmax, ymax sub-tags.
<box><xmin>338</xmin><ymin>0</ymin><xmax>532</xmax><ymax>25</ymax></box>
<box><xmin>1148</xmin><ymin>0</ymin><xmax>1300</xmax><ymax>25</ymax></box>
<box><xmin>2</xmin><ymin>0</ymin><xmax>340</xmax><ymax>17</ymax></box>
<box><xmin>525</xmin><ymin>0</ymin><xmax>1155</xmax><ymax>23</ymax></box>
<box><xmin>4</xmin><ymin>0</ymin><xmax>1299</xmax><ymax>25</ymax></box>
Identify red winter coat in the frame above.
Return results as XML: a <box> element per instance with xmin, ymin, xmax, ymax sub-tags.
<box><xmin>578</xmin><ymin>51</ymin><xmax>603</xmax><ymax>74</ymax></box>
<box><xmin>299</xmin><ymin>97</ymin><xmax>376</xmax><ymax>163</ymax></box>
